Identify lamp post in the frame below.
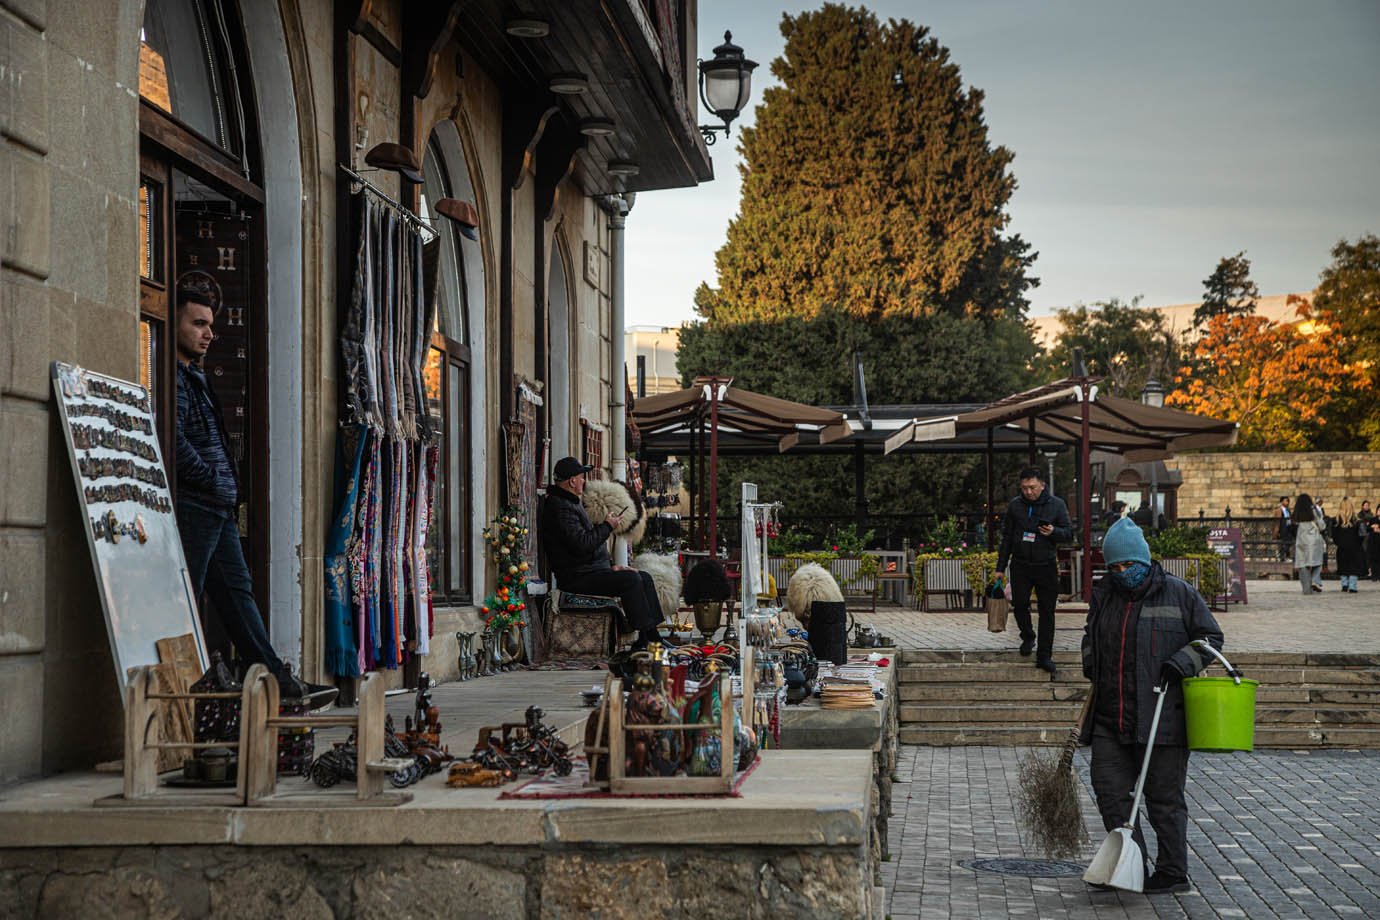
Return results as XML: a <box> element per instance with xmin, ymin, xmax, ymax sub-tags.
<box><xmin>697</xmin><ymin>31</ymin><xmax>757</xmax><ymax>145</ymax></box>
<box><xmin>1141</xmin><ymin>378</ymin><xmax>1164</xmax><ymax>530</ymax></box>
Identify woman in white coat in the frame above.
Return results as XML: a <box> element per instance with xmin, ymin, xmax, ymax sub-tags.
<box><xmin>1293</xmin><ymin>493</ymin><xmax>1327</xmax><ymax>594</ymax></box>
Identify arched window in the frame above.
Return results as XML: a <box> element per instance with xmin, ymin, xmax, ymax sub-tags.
<box><xmin>419</xmin><ymin>132</ymin><xmax>478</xmax><ymax>602</ymax></box>
<box><xmin>139</xmin><ymin>0</ymin><xmax>250</xmax><ymax>164</ymax></box>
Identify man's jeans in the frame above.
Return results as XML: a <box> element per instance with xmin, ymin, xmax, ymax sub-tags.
<box><xmin>177</xmin><ymin>499</ymin><xmax>283</xmax><ymax>676</ymax></box>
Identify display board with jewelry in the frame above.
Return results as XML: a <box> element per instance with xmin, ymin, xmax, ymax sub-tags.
<box><xmin>51</xmin><ymin>361</ymin><xmax>208</xmax><ymax>698</ymax></box>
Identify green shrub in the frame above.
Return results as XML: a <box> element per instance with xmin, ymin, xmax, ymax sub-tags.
<box><xmin>1147</xmin><ymin>525</ymin><xmax>1209</xmax><ymax>558</ymax></box>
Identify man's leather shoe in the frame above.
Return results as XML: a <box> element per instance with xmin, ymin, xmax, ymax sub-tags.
<box><xmin>1019</xmin><ymin>638</ymin><xmax>1035</xmax><ymax>656</ymax></box>
<box><xmin>1144</xmin><ymin>872</ymin><xmax>1190</xmax><ymax>894</ymax></box>
<box><xmin>1035</xmin><ymin>658</ymin><xmax>1057</xmax><ymax>676</ymax></box>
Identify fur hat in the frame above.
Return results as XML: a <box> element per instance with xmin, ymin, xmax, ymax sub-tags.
<box><xmin>785</xmin><ymin>563</ymin><xmax>844</xmax><ymax>629</ymax></box>
<box><xmin>633</xmin><ymin>552</ymin><xmax>682</xmax><ymax>621</ymax></box>
<box><xmin>581</xmin><ymin>479</ymin><xmax>646</xmax><ymax>547</ymax></box>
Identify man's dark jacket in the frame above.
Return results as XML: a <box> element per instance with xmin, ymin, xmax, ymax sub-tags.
<box><xmin>540</xmin><ymin>486</ymin><xmax>613</xmax><ymax>582</ymax></box>
<box><xmin>176</xmin><ymin>360</ymin><xmax>239</xmax><ymax>510</ymax></box>
<box><xmin>1080</xmin><ymin>562</ymin><xmax>1224</xmax><ymax>746</ymax></box>
<box><xmin>996</xmin><ymin>490</ymin><xmax>1073</xmax><ymax>571</ymax></box>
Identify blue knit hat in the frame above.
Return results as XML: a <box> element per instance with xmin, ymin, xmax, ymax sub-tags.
<box><xmin>1102</xmin><ymin>516</ymin><xmax>1151</xmax><ymax>565</ymax></box>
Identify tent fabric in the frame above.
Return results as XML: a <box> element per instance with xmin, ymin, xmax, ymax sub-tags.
<box><xmin>883</xmin><ymin>379</ymin><xmax>1237</xmax><ymax>459</ymax></box>
<box><xmin>631</xmin><ymin>380</ymin><xmax>851</xmax><ymax>453</ymax></box>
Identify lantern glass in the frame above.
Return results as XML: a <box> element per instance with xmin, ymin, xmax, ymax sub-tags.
<box><xmin>704</xmin><ymin>66</ymin><xmax>749</xmax><ymax>116</ymax></box>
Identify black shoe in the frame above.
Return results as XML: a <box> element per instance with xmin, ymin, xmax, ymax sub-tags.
<box><xmin>1035</xmin><ymin>658</ymin><xmax>1057</xmax><ymax>676</ymax></box>
<box><xmin>1019</xmin><ymin>638</ymin><xmax>1035</xmax><ymax>656</ymax></box>
<box><xmin>1312</xmin><ymin>583</ymin><xmax>1323</xmax><ymax>593</ymax></box>
<box><xmin>1143</xmin><ymin>872</ymin><xmax>1190</xmax><ymax>894</ymax></box>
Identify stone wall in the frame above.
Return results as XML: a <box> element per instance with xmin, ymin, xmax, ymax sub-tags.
<box><xmin>0</xmin><ymin>843</ymin><xmax>874</xmax><ymax>919</ymax></box>
<box><xmin>0</xmin><ymin>0</ymin><xmax>144</xmax><ymax>781</ymax></box>
<box><xmin>1167</xmin><ymin>452</ymin><xmax>1380</xmax><ymax>520</ymax></box>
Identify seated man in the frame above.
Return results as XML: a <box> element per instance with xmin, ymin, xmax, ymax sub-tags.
<box><xmin>541</xmin><ymin>457</ymin><xmax>663</xmax><ymax>651</ymax></box>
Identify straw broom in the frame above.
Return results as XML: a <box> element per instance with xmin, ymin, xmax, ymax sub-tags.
<box><xmin>1015</xmin><ymin>692</ymin><xmax>1093</xmax><ymax>858</ymax></box>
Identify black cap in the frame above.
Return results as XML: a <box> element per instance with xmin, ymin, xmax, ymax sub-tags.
<box><xmin>553</xmin><ymin>456</ymin><xmax>593</xmax><ymax>481</ymax></box>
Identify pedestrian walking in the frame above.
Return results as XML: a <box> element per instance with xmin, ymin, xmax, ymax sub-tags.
<box><xmin>995</xmin><ymin>466</ymin><xmax>1072</xmax><ymax>675</ymax></box>
<box><xmin>1293</xmin><ymin>493</ymin><xmax>1326</xmax><ymax>594</ymax></box>
<box><xmin>1082</xmin><ymin>517</ymin><xmax>1225</xmax><ymax>895</ymax></box>
<box><xmin>1361</xmin><ymin>500</ymin><xmax>1380</xmax><ymax>582</ymax></box>
<box><xmin>1275</xmin><ymin>496</ymin><xmax>1292</xmax><ymax>562</ymax></box>
<box><xmin>1331</xmin><ymin>498</ymin><xmax>1366</xmax><ymax>593</ymax></box>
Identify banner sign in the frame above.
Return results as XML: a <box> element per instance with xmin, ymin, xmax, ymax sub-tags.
<box><xmin>1207</xmin><ymin>527</ymin><xmax>1248</xmax><ymax>605</ymax></box>
<box><xmin>52</xmin><ymin>362</ymin><xmax>207</xmax><ymax>701</ymax></box>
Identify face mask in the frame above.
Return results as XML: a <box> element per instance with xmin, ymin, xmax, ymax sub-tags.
<box><xmin>1111</xmin><ymin>561</ymin><xmax>1150</xmax><ymax>591</ymax></box>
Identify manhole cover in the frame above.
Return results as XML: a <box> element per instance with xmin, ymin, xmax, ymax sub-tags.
<box><xmin>959</xmin><ymin>857</ymin><xmax>1086</xmax><ymax>878</ymax></box>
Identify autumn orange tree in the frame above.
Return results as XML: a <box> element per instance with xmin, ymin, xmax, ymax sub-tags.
<box><xmin>1168</xmin><ymin>297</ymin><xmax>1369</xmax><ymax>450</ymax></box>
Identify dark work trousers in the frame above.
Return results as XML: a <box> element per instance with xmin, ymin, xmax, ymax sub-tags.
<box><xmin>1009</xmin><ymin>560</ymin><xmax>1059</xmax><ymax>660</ymax></box>
<box><xmin>1090</xmin><ymin>730</ymin><xmax>1192</xmax><ymax>880</ymax></box>
<box><xmin>177</xmin><ymin>498</ymin><xmax>284</xmax><ymax>677</ymax></box>
<box><xmin>559</xmin><ymin>569</ymin><xmax>663</xmax><ymax>632</ymax></box>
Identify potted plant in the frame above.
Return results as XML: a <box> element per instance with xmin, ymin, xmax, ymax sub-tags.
<box><xmin>684</xmin><ymin>559</ymin><xmax>732</xmax><ymax>635</ymax></box>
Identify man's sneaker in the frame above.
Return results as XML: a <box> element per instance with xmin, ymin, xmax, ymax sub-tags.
<box><xmin>1035</xmin><ymin>657</ymin><xmax>1058</xmax><ymax>676</ymax></box>
<box><xmin>1143</xmin><ymin>873</ymin><xmax>1191</xmax><ymax>894</ymax></box>
<box><xmin>1019</xmin><ymin>638</ymin><xmax>1035</xmax><ymax>656</ymax></box>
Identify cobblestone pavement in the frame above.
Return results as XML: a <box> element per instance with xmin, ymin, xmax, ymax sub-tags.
<box><xmin>884</xmin><ymin>744</ymin><xmax>1380</xmax><ymax>919</ymax></box>
<box><xmin>865</xmin><ymin>579</ymin><xmax>1380</xmax><ymax>653</ymax></box>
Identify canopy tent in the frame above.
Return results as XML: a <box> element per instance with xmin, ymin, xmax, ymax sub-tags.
<box><xmin>630</xmin><ymin>377</ymin><xmax>851</xmax><ymax>553</ymax></box>
<box><xmin>884</xmin><ymin>374</ymin><xmax>1239</xmax><ymax>599</ymax></box>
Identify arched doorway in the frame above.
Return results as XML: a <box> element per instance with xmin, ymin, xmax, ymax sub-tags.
<box><xmin>137</xmin><ymin>0</ymin><xmax>271</xmax><ymax>657</ymax></box>
<box><xmin>547</xmin><ymin>236</ymin><xmax>574</xmax><ymax>462</ymax></box>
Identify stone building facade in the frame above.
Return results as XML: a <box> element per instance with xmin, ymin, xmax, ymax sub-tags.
<box><xmin>1167</xmin><ymin>452</ymin><xmax>1380</xmax><ymax>519</ymax></box>
<box><xmin>0</xmin><ymin>0</ymin><xmax>712</xmax><ymax>782</ymax></box>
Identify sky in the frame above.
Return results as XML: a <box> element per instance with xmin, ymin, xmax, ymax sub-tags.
<box><xmin>624</xmin><ymin>0</ymin><xmax>1380</xmax><ymax>327</ymax></box>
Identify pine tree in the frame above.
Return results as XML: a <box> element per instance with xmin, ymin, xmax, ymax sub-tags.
<box><xmin>696</xmin><ymin>3</ymin><xmax>1036</xmax><ymax>324</ymax></box>
<box><xmin>1194</xmin><ymin>251</ymin><xmax>1260</xmax><ymax>328</ymax></box>
<box><xmin>672</xmin><ymin>5</ymin><xmax>1040</xmax><ymax>529</ymax></box>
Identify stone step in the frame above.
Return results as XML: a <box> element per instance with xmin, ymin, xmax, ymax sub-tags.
<box><xmin>896</xmin><ymin>664</ymin><xmax>1380</xmax><ymax>685</ymax></box>
<box><xmin>899</xmin><ymin>683</ymin><xmax>1090</xmax><ymax>702</ymax></box>
<box><xmin>899</xmin><ymin>725</ymin><xmax>1380</xmax><ymax>748</ymax></box>
<box><xmin>901</xmin><ymin>703</ymin><xmax>1082</xmax><ymax>724</ymax></box>
<box><xmin>900</xmin><ymin>701</ymin><xmax>1380</xmax><ymax>727</ymax></box>
<box><xmin>899</xmin><ymin>649</ymin><xmax>1380</xmax><ymax>668</ymax></box>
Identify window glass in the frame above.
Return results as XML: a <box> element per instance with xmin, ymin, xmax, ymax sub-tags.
<box><xmin>447</xmin><ymin>361</ymin><xmax>465</xmax><ymax>591</ymax></box>
<box><xmin>139</xmin><ymin>179</ymin><xmax>163</xmax><ymax>282</ymax></box>
<box><xmin>140</xmin><ymin>0</ymin><xmax>243</xmax><ymax>157</ymax></box>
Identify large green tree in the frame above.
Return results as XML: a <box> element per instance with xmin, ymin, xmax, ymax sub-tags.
<box><xmin>1310</xmin><ymin>233</ymin><xmax>1380</xmax><ymax>448</ymax></box>
<box><xmin>695</xmin><ymin>3</ymin><xmax>1036</xmax><ymax>324</ymax></box>
<box><xmin>1038</xmin><ymin>297</ymin><xmax>1181</xmax><ymax>399</ymax></box>
<box><xmin>1194</xmin><ymin>251</ymin><xmax>1260</xmax><ymax>328</ymax></box>
<box><xmin>675</xmin><ymin>5</ymin><xmax>1039</xmax><ymax>531</ymax></box>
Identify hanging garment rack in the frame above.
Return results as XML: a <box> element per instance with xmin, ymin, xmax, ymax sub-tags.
<box><xmin>339</xmin><ymin>163</ymin><xmax>438</xmax><ymax>241</ymax></box>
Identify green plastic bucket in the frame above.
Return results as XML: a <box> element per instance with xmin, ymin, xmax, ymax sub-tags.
<box><xmin>1182</xmin><ymin>676</ymin><xmax>1258</xmax><ymax>752</ymax></box>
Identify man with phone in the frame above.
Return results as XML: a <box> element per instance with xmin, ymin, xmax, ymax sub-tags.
<box><xmin>995</xmin><ymin>466</ymin><xmax>1073</xmax><ymax>674</ymax></box>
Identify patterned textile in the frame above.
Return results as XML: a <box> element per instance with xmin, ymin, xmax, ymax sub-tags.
<box><xmin>325</xmin><ymin>189</ymin><xmax>439</xmax><ymax>678</ymax></box>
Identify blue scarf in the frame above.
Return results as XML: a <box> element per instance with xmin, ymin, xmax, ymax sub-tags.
<box><xmin>1111</xmin><ymin>561</ymin><xmax>1151</xmax><ymax>591</ymax></box>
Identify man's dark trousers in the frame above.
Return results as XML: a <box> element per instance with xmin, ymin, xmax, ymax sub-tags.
<box><xmin>1089</xmin><ymin>730</ymin><xmax>1191</xmax><ymax>879</ymax></box>
<box><xmin>560</xmin><ymin>569</ymin><xmax>663</xmax><ymax>632</ymax></box>
<box><xmin>1009</xmin><ymin>559</ymin><xmax>1059</xmax><ymax>660</ymax></box>
<box><xmin>177</xmin><ymin>497</ymin><xmax>283</xmax><ymax>676</ymax></box>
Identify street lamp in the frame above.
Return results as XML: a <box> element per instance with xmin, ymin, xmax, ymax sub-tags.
<box><xmin>1142</xmin><ymin>377</ymin><xmax>1164</xmax><ymax>529</ymax></box>
<box><xmin>698</xmin><ymin>31</ymin><xmax>757</xmax><ymax>145</ymax></box>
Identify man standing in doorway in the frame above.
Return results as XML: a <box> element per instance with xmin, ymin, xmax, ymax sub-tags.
<box><xmin>175</xmin><ymin>288</ymin><xmax>326</xmax><ymax>700</ymax></box>
<box><xmin>541</xmin><ymin>456</ymin><xmax>664</xmax><ymax>651</ymax></box>
<box><xmin>996</xmin><ymin>466</ymin><xmax>1073</xmax><ymax>675</ymax></box>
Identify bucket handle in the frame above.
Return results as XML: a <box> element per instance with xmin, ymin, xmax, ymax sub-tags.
<box><xmin>1190</xmin><ymin>639</ymin><xmax>1243</xmax><ymax>685</ymax></box>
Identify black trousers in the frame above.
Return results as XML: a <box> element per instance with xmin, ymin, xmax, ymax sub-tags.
<box><xmin>1009</xmin><ymin>560</ymin><xmax>1059</xmax><ymax>660</ymax></box>
<box><xmin>1090</xmin><ymin>730</ymin><xmax>1192</xmax><ymax>880</ymax></box>
<box><xmin>559</xmin><ymin>569</ymin><xmax>663</xmax><ymax>632</ymax></box>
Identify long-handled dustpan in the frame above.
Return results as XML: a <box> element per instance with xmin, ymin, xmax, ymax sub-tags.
<box><xmin>1082</xmin><ymin>682</ymin><xmax>1168</xmax><ymax>892</ymax></box>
